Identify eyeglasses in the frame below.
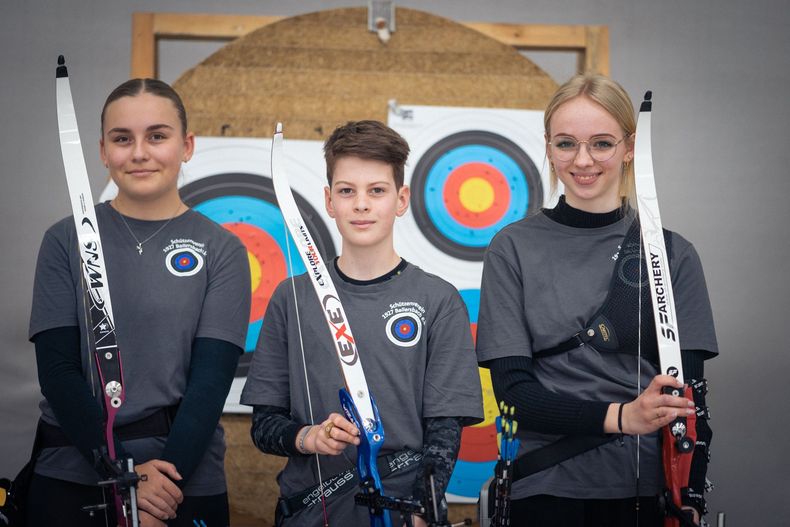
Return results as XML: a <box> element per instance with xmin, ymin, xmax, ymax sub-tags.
<box><xmin>548</xmin><ymin>134</ymin><xmax>629</xmax><ymax>162</ymax></box>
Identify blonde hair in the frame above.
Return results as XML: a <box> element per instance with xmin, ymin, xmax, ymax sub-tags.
<box><xmin>544</xmin><ymin>74</ymin><xmax>636</xmax><ymax>206</ymax></box>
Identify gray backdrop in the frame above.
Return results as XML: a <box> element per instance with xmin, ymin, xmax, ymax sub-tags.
<box><xmin>2</xmin><ymin>0</ymin><xmax>788</xmax><ymax>523</ymax></box>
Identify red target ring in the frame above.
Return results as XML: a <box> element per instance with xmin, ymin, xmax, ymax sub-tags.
<box><xmin>411</xmin><ymin>131</ymin><xmax>542</xmax><ymax>261</ymax></box>
<box><xmin>442</xmin><ymin>162</ymin><xmax>511</xmax><ymax>228</ymax></box>
<box><xmin>223</xmin><ymin>222</ymin><xmax>287</xmax><ymax>323</ymax></box>
<box><xmin>180</xmin><ymin>173</ymin><xmax>336</xmax><ymax>377</ymax></box>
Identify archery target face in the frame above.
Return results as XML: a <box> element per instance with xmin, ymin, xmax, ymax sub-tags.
<box><xmin>446</xmin><ymin>288</ymin><xmax>500</xmax><ymax>502</ymax></box>
<box><xmin>385</xmin><ymin>312</ymin><xmax>423</xmax><ymax>347</ymax></box>
<box><xmin>100</xmin><ymin>137</ymin><xmax>334</xmax><ymax>412</ymax></box>
<box><xmin>165</xmin><ymin>247</ymin><xmax>204</xmax><ymax>276</ymax></box>
<box><xmin>411</xmin><ymin>131</ymin><xmax>539</xmax><ymax>260</ymax></box>
<box><xmin>180</xmin><ymin>174</ymin><xmax>335</xmax><ymax>364</ymax></box>
<box><xmin>390</xmin><ymin>105</ymin><xmax>551</xmax><ymax>290</ymax></box>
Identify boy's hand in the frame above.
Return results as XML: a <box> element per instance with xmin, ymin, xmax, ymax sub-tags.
<box><xmin>304</xmin><ymin>413</ymin><xmax>361</xmax><ymax>455</ymax></box>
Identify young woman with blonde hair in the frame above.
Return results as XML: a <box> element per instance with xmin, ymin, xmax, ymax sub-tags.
<box><xmin>477</xmin><ymin>74</ymin><xmax>717</xmax><ymax>526</ymax></box>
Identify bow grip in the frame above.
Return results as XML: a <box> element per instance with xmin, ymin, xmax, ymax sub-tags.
<box><xmin>661</xmin><ymin>385</ymin><xmax>694</xmax><ymax>453</ymax></box>
<box><xmin>339</xmin><ymin>388</ymin><xmax>391</xmax><ymax>527</ymax></box>
<box><xmin>662</xmin><ymin>385</ymin><xmax>698</xmax><ymax>527</ymax></box>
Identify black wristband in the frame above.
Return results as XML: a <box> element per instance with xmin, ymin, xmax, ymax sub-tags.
<box><xmin>617</xmin><ymin>403</ymin><xmax>625</xmax><ymax>434</ymax></box>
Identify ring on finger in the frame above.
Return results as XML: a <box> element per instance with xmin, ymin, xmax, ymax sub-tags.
<box><xmin>325</xmin><ymin>422</ymin><xmax>334</xmax><ymax>439</ymax></box>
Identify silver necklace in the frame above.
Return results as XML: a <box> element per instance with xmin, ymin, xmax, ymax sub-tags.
<box><xmin>115</xmin><ymin>202</ymin><xmax>183</xmax><ymax>255</ymax></box>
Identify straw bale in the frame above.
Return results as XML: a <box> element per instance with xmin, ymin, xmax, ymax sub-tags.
<box><xmin>174</xmin><ymin>7</ymin><xmax>557</xmax><ymax>141</ymax></box>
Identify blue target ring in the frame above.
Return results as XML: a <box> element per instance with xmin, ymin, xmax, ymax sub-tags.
<box><xmin>411</xmin><ymin>131</ymin><xmax>543</xmax><ymax>261</ymax></box>
<box><xmin>392</xmin><ymin>318</ymin><xmax>416</xmax><ymax>340</ymax></box>
<box><xmin>424</xmin><ymin>145</ymin><xmax>529</xmax><ymax>247</ymax></box>
<box><xmin>194</xmin><ymin>195</ymin><xmax>305</xmax><ymax>354</ymax></box>
<box><xmin>180</xmin><ymin>173</ymin><xmax>336</xmax><ymax>377</ymax></box>
<box><xmin>447</xmin><ymin>459</ymin><xmax>497</xmax><ymax>499</ymax></box>
<box><xmin>459</xmin><ymin>289</ymin><xmax>480</xmax><ymax>324</ymax></box>
<box><xmin>385</xmin><ymin>312</ymin><xmax>422</xmax><ymax>347</ymax></box>
<box><xmin>172</xmin><ymin>251</ymin><xmax>197</xmax><ymax>271</ymax></box>
<box><xmin>164</xmin><ymin>247</ymin><xmax>204</xmax><ymax>277</ymax></box>
<box><xmin>193</xmin><ymin>195</ymin><xmax>307</xmax><ymax>278</ymax></box>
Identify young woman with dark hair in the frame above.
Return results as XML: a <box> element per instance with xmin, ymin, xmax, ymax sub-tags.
<box><xmin>28</xmin><ymin>78</ymin><xmax>250</xmax><ymax>526</ymax></box>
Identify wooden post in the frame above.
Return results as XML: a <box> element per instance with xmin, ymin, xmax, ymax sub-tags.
<box><xmin>131</xmin><ymin>13</ymin><xmax>156</xmax><ymax>78</ymax></box>
<box><xmin>580</xmin><ymin>25</ymin><xmax>610</xmax><ymax>76</ymax></box>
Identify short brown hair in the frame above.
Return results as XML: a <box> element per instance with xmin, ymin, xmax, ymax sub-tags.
<box><xmin>101</xmin><ymin>78</ymin><xmax>188</xmax><ymax>137</ymax></box>
<box><xmin>323</xmin><ymin>120</ymin><xmax>410</xmax><ymax>188</ymax></box>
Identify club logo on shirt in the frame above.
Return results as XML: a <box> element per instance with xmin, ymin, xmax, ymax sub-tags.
<box><xmin>164</xmin><ymin>239</ymin><xmax>206</xmax><ymax>277</ymax></box>
<box><xmin>382</xmin><ymin>302</ymin><xmax>426</xmax><ymax>348</ymax></box>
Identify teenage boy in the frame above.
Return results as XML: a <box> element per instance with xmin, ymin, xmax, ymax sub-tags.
<box><xmin>241</xmin><ymin>120</ymin><xmax>483</xmax><ymax>526</ymax></box>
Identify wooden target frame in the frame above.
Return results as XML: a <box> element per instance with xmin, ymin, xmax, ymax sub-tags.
<box><xmin>131</xmin><ymin>12</ymin><xmax>609</xmax><ymax>79</ymax></box>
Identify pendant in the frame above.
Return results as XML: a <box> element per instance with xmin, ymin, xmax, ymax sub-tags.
<box><xmin>136</xmin><ymin>243</ymin><xmax>143</xmax><ymax>255</ymax></box>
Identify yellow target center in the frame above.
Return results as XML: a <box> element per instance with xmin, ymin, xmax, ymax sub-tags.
<box><xmin>248</xmin><ymin>250</ymin><xmax>262</xmax><ymax>291</ymax></box>
<box><xmin>459</xmin><ymin>177</ymin><xmax>495</xmax><ymax>213</ymax></box>
<box><xmin>477</xmin><ymin>366</ymin><xmax>500</xmax><ymax>427</ymax></box>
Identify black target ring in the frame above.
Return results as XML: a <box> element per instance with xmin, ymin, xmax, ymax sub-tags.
<box><xmin>410</xmin><ymin>130</ymin><xmax>543</xmax><ymax>261</ymax></box>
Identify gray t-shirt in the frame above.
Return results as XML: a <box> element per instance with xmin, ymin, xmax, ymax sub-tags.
<box><xmin>476</xmin><ymin>211</ymin><xmax>718</xmax><ymax>500</ymax></box>
<box><xmin>29</xmin><ymin>202</ymin><xmax>250</xmax><ymax>495</ymax></box>
<box><xmin>241</xmin><ymin>262</ymin><xmax>483</xmax><ymax>526</ymax></box>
